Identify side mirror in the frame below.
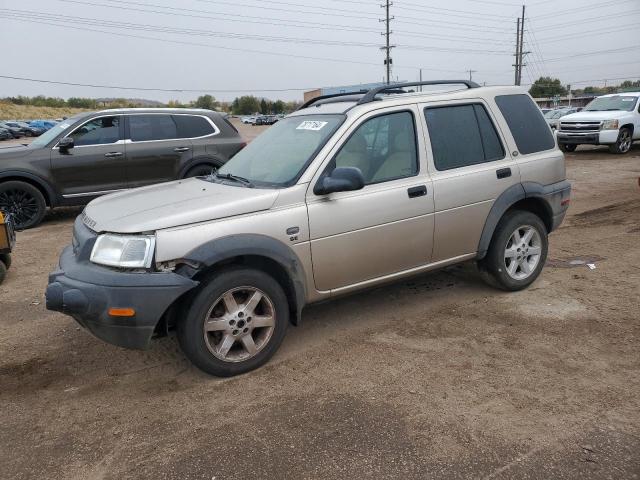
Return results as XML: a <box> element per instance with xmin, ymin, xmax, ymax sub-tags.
<box><xmin>58</xmin><ymin>137</ymin><xmax>74</xmax><ymax>152</ymax></box>
<box><xmin>314</xmin><ymin>167</ymin><xmax>365</xmax><ymax>195</ymax></box>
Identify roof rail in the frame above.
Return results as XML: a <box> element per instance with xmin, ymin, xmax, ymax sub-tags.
<box><xmin>298</xmin><ymin>91</ymin><xmax>369</xmax><ymax>110</ymax></box>
<box><xmin>356</xmin><ymin>80</ymin><xmax>480</xmax><ymax>105</ymax></box>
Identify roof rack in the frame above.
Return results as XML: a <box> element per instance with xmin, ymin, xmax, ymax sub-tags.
<box><xmin>298</xmin><ymin>91</ymin><xmax>368</xmax><ymax>110</ymax></box>
<box><xmin>299</xmin><ymin>80</ymin><xmax>479</xmax><ymax>110</ymax></box>
<box><xmin>356</xmin><ymin>80</ymin><xmax>479</xmax><ymax>105</ymax></box>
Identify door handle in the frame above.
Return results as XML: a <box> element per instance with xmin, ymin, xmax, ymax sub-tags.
<box><xmin>496</xmin><ymin>167</ymin><xmax>511</xmax><ymax>179</ymax></box>
<box><xmin>174</xmin><ymin>147</ymin><xmax>190</xmax><ymax>152</ymax></box>
<box><xmin>407</xmin><ymin>185</ymin><xmax>427</xmax><ymax>198</ymax></box>
<box><xmin>104</xmin><ymin>152</ymin><xmax>123</xmax><ymax>157</ymax></box>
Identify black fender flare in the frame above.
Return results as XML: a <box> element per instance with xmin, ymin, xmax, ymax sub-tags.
<box><xmin>182</xmin><ymin>234</ymin><xmax>307</xmax><ymax>325</ymax></box>
<box><xmin>179</xmin><ymin>156</ymin><xmax>225</xmax><ymax>178</ymax></box>
<box><xmin>476</xmin><ymin>182</ymin><xmax>558</xmax><ymax>260</ymax></box>
<box><xmin>0</xmin><ymin>170</ymin><xmax>59</xmax><ymax>206</ymax></box>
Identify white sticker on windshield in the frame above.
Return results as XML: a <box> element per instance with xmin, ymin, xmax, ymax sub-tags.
<box><xmin>622</xmin><ymin>98</ymin><xmax>634</xmax><ymax>102</ymax></box>
<box><xmin>296</xmin><ymin>120</ymin><xmax>328</xmax><ymax>131</ymax></box>
<box><xmin>58</xmin><ymin>123</ymin><xmax>70</xmax><ymax>129</ymax></box>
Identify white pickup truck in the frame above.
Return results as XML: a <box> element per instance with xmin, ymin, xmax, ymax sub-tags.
<box><xmin>556</xmin><ymin>92</ymin><xmax>640</xmax><ymax>154</ymax></box>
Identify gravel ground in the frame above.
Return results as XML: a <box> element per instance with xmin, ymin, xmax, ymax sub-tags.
<box><xmin>1</xmin><ymin>124</ymin><xmax>639</xmax><ymax>479</ymax></box>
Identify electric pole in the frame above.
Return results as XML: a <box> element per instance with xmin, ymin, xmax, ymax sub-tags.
<box><xmin>467</xmin><ymin>69</ymin><xmax>477</xmax><ymax>82</ymax></box>
<box><xmin>380</xmin><ymin>1</ymin><xmax>395</xmax><ymax>85</ymax></box>
<box><xmin>513</xmin><ymin>6</ymin><xmax>528</xmax><ymax>86</ymax></box>
<box><xmin>514</xmin><ymin>17</ymin><xmax>520</xmax><ymax>85</ymax></box>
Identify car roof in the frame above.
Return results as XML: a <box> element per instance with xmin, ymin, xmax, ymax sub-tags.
<box><xmin>291</xmin><ymin>85</ymin><xmax>529</xmax><ymax>117</ymax></box>
<box><xmin>598</xmin><ymin>92</ymin><xmax>640</xmax><ymax>98</ymax></box>
<box><xmin>90</xmin><ymin>107</ymin><xmax>222</xmax><ymax>115</ymax></box>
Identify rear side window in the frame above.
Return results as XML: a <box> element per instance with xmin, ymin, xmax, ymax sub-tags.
<box><xmin>172</xmin><ymin>115</ymin><xmax>216</xmax><ymax>138</ymax></box>
<box><xmin>129</xmin><ymin>115</ymin><xmax>177</xmax><ymax>142</ymax></box>
<box><xmin>495</xmin><ymin>94</ymin><xmax>555</xmax><ymax>154</ymax></box>
<box><xmin>425</xmin><ymin>104</ymin><xmax>505</xmax><ymax>171</ymax></box>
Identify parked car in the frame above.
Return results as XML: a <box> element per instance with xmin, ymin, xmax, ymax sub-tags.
<box><xmin>0</xmin><ymin>128</ymin><xmax>11</xmax><ymax>141</ymax></box>
<box><xmin>45</xmin><ymin>81</ymin><xmax>570</xmax><ymax>377</ymax></box>
<box><xmin>241</xmin><ymin>116</ymin><xmax>257</xmax><ymax>124</ymax></box>
<box><xmin>543</xmin><ymin>108</ymin><xmax>578</xmax><ymax>130</ymax></box>
<box><xmin>255</xmin><ymin>115</ymin><xmax>279</xmax><ymax>125</ymax></box>
<box><xmin>0</xmin><ymin>108</ymin><xmax>246</xmax><ymax>229</ymax></box>
<box><xmin>0</xmin><ymin>122</ymin><xmax>23</xmax><ymax>139</ymax></box>
<box><xmin>29</xmin><ymin>120</ymin><xmax>58</xmax><ymax>131</ymax></box>
<box><xmin>540</xmin><ymin>108</ymin><xmax>552</xmax><ymax>115</ymax></box>
<box><xmin>556</xmin><ymin>92</ymin><xmax>640</xmax><ymax>153</ymax></box>
<box><xmin>3</xmin><ymin>121</ymin><xmax>44</xmax><ymax>137</ymax></box>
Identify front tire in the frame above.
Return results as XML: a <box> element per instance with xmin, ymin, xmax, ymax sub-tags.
<box><xmin>177</xmin><ymin>267</ymin><xmax>289</xmax><ymax>376</ymax></box>
<box><xmin>560</xmin><ymin>143</ymin><xmax>577</xmax><ymax>152</ymax></box>
<box><xmin>185</xmin><ymin>163</ymin><xmax>218</xmax><ymax>178</ymax></box>
<box><xmin>480</xmin><ymin>210</ymin><xmax>548</xmax><ymax>291</ymax></box>
<box><xmin>0</xmin><ymin>181</ymin><xmax>47</xmax><ymax>230</ymax></box>
<box><xmin>609</xmin><ymin>127</ymin><xmax>632</xmax><ymax>154</ymax></box>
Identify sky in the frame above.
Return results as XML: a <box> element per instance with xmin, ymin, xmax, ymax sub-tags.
<box><xmin>0</xmin><ymin>0</ymin><xmax>638</xmax><ymax>103</ymax></box>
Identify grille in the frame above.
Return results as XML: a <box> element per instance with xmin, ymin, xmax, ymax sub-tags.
<box><xmin>559</xmin><ymin>121</ymin><xmax>601</xmax><ymax>133</ymax></box>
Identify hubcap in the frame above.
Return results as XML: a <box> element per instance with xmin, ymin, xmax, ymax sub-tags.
<box><xmin>203</xmin><ymin>286</ymin><xmax>275</xmax><ymax>363</ymax></box>
<box><xmin>0</xmin><ymin>188</ymin><xmax>38</xmax><ymax>229</ymax></box>
<box><xmin>504</xmin><ymin>225</ymin><xmax>542</xmax><ymax>280</ymax></box>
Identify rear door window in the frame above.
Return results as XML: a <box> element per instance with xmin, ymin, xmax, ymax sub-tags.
<box><xmin>172</xmin><ymin>115</ymin><xmax>217</xmax><ymax>138</ymax></box>
<box><xmin>129</xmin><ymin>115</ymin><xmax>178</xmax><ymax>142</ymax></box>
<box><xmin>495</xmin><ymin>94</ymin><xmax>555</xmax><ymax>154</ymax></box>
<box><xmin>424</xmin><ymin>104</ymin><xmax>505</xmax><ymax>171</ymax></box>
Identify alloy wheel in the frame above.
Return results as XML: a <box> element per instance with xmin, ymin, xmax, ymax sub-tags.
<box><xmin>618</xmin><ymin>130</ymin><xmax>632</xmax><ymax>153</ymax></box>
<box><xmin>0</xmin><ymin>187</ymin><xmax>39</xmax><ymax>229</ymax></box>
<box><xmin>503</xmin><ymin>225</ymin><xmax>542</xmax><ymax>280</ymax></box>
<box><xmin>203</xmin><ymin>286</ymin><xmax>276</xmax><ymax>363</ymax></box>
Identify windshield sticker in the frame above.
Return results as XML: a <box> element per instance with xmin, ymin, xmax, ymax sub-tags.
<box><xmin>621</xmin><ymin>98</ymin><xmax>634</xmax><ymax>102</ymax></box>
<box><xmin>58</xmin><ymin>123</ymin><xmax>70</xmax><ymax>129</ymax></box>
<box><xmin>296</xmin><ymin>120</ymin><xmax>328</xmax><ymax>131</ymax></box>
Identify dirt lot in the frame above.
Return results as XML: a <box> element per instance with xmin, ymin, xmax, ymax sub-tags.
<box><xmin>1</xmin><ymin>124</ymin><xmax>639</xmax><ymax>479</ymax></box>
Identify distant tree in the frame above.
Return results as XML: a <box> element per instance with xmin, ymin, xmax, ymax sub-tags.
<box><xmin>528</xmin><ymin>77</ymin><xmax>568</xmax><ymax>98</ymax></box>
<box><xmin>232</xmin><ymin>96</ymin><xmax>261</xmax><ymax>115</ymax></box>
<box><xmin>193</xmin><ymin>94</ymin><xmax>218</xmax><ymax>110</ymax></box>
<box><xmin>620</xmin><ymin>80</ymin><xmax>640</xmax><ymax>89</ymax></box>
<box><xmin>67</xmin><ymin>97</ymin><xmax>98</xmax><ymax>108</ymax></box>
<box><xmin>271</xmin><ymin>100</ymin><xmax>286</xmax><ymax>114</ymax></box>
<box><xmin>166</xmin><ymin>99</ymin><xmax>186</xmax><ymax>108</ymax></box>
<box><xmin>260</xmin><ymin>98</ymin><xmax>269</xmax><ymax>114</ymax></box>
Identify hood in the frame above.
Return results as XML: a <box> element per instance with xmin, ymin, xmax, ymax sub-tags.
<box><xmin>0</xmin><ymin>144</ymin><xmax>34</xmax><ymax>158</ymax></box>
<box><xmin>560</xmin><ymin>110</ymin><xmax>626</xmax><ymax>122</ymax></box>
<box><xmin>84</xmin><ymin>177</ymin><xmax>280</xmax><ymax>233</ymax></box>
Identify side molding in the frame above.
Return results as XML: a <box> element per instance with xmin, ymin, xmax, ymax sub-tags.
<box><xmin>183</xmin><ymin>234</ymin><xmax>307</xmax><ymax>324</ymax></box>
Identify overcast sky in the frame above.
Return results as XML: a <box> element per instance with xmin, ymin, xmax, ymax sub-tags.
<box><xmin>0</xmin><ymin>0</ymin><xmax>638</xmax><ymax>102</ymax></box>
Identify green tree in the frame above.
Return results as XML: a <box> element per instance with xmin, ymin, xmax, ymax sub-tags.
<box><xmin>528</xmin><ymin>77</ymin><xmax>568</xmax><ymax>98</ymax></box>
<box><xmin>260</xmin><ymin>98</ymin><xmax>269</xmax><ymax>114</ymax></box>
<box><xmin>194</xmin><ymin>94</ymin><xmax>218</xmax><ymax>110</ymax></box>
<box><xmin>271</xmin><ymin>100</ymin><xmax>286</xmax><ymax>114</ymax></box>
<box><xmin>232</xmin><ymin>96</ymin><xmax>261</xmax><ymax>115</ymax></box>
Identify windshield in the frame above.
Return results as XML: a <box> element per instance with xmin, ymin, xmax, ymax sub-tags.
<box><xmin>584</xmin><ymin>95</ymin><xmax>638</xmax><ymax>112</ymax></box>
<box><xmin>217</xmin><ymin>114</ymin><xmax>345</xmax><ymax>187</ymax></box>
<box><xmin>29</xmin><ymin>113</ymin><xmax>85</xmax><ymax>148</ymax></box>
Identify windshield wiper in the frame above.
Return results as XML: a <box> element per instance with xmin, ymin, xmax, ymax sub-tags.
<box><xmin>214</xmin><ymin>172</ymin><xmax>255</xmax><ymax>188</ymax></box>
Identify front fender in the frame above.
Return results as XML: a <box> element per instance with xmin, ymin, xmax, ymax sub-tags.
<box><xmin>182</xmin><ymin>234</ymin><xmax>307</xmax><ymax>324</ymax></box>
<box><xmin>0</xmin><ymin>170</ymin><xmax>59</xmax><ymax>206</ymax></box>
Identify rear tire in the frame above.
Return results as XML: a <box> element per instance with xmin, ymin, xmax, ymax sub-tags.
<box><xmin>609</xmin><ymin>127</ymin><xmax>632</xmax><ymax>154</ymax></box>
<box><xmin>560</xmin><ymin>143</ymin><xmax>577</xmax><ymax>152</ymax></box>
<box><xmin>0</xmin><ymin>181</ymin><xmax>47</xmax><ymax>230</ymax></box>
<box><xmin>0</xmin><ymin>260</ymin><xmax>6</xmax><ymax>285</ymax></box>
<box><xmin>177</xmin><ymin>267</ymin><xmax>289</xmax><ymax>377</ymax></box>
<box><xmin>0</xmin><ymin>253</ymin><xmax>11</xmax><ymax>270</ymax></box>
<box><xmin>480</xmin><ymin>210</ymin><xmax>548</xmax><ymax>291</ymax></box>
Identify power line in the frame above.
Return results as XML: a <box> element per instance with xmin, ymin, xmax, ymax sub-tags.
<box><xmin>532</xmin><ymin>0</ymin><xmax>637</xmax><ymax>18</ymax></box>
<box><xmin>380</xmin><ymin>0</ymin><xmax>395</xmax><ymax>84</ymax></box>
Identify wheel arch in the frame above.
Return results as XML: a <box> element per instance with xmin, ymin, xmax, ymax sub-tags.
<box><xmin>477</xmin><ymin>183</ymin><xmax>554</xmax><ymax>260</ymax></box>
<box><xmin>179</xmin><ymin>156</ymin><xmax>225</xmax><ymax>178</ymax></box>
<box><xmin>0</xmin><ymin>171</ymin><xmax>57</xmax><ymax>207</ymax></box>
<box><xmin>178</xmin><ymin>234</ymin><xmax>307</xmax><ymax>325</ymax></box>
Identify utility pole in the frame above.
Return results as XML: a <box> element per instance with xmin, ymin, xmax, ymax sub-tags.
<box><xmin>419</xmin><ymin>68</ymin><xmax>422</xmax><ymax>92</ymax></box>
<box><xmin>513</xmin><ymin>17</ymin><xmax>520</xmax><ymax>85</ymax></box>
<box><xmin>467</xmin><ymin>69</ymin><xmax>477</xmax><ymax>82</ymax></box>
<box><xmin>380</xmin><ymin>0</ymin><xmax>395</xmax><ymax>85</ymax></box>
<box><xmin>517</xmin><ymin>5</ymin><xmax>526</xmax><ymax>85</ymax></box>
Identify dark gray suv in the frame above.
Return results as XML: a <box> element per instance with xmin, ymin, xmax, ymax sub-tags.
<box><xmin>0</xmin><ymin>108</ymin><xmax>245</xmax><ymax>229</ymax></box>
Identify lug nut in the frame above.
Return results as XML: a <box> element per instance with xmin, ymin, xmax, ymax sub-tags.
<box><xmin>229</xmin><ymin>320</ymin><xmax>236</xmax><ymax>326</ymax></box>
<box><xmin>233</xmin><ymin>329</ymin><xmax>238</xmax><ymax>335</ymax></box>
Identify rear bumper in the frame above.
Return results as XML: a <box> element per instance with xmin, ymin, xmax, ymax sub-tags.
<box><xmin>557</xmin><ymin>130</ymin><xmax>618</xmax><ymax>145</ymax></box>
<box><xmin>539</xmin><ymin>180</ymin><xmax>571</xmax><ymax>232</ymax></box>
<box><xmin>46</xmin><ymin>246</ymin><xmax>197</xmax><ymax>349</ymax></box>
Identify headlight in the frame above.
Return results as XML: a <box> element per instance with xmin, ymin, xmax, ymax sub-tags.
<box><xmin>601</xmin><ymin>119</ymin><xmax>619</xmax><ymax>130</ymax></box>
<box><xmin>90</xmin><ymin>234</ymin><xmax>155</xmax><ymax>268</ymax></box>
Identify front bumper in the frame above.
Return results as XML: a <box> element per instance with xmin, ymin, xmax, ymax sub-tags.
<box><xmin>46</xmin><ymin>245</ymin><xmax>198</xmax><ymax>349</ymax></box>
<box><xmin>557</xmin><ymin>130</ymin><xmax>619</xmax><ymax>145</ymax></box>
